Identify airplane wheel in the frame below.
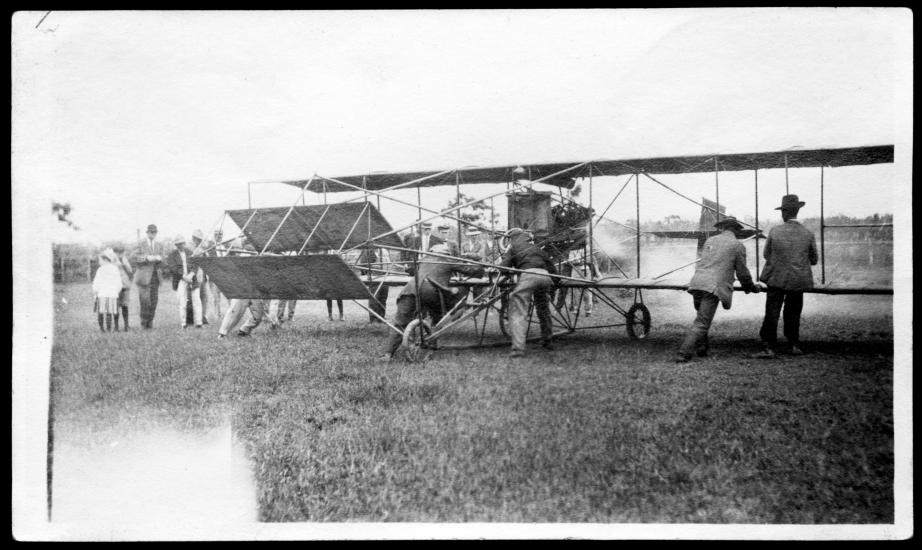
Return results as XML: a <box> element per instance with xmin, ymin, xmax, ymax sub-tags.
<box><xmin>402</xmin><ymin>319</ymin><xmax>431</xmax><ymax>361</ymax></box>
<box><xmin>626</xmin><ymin>303</ymin><xmax>651</xmax><ymax>340</ymax></box>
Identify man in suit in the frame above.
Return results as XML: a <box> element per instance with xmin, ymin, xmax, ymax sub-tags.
<box><xmin>381</xmin><ymin>243</ymin><xmax>484</xmax><ymax>359</ymax></box>
<box><xmin>754</xmin><ymin>195</ymin><xmax>819</xmax><ymax>357</ymax></box>
<box><xmin>166</xmin><ymin>233</ymin><xmax>203</xmax><ymax>328</ymax></box>
<box><xmin>131</xmin><ymin>224</ymin><xmax>168</xmax><ymax>329</ymax></box>
<box><xmin>676</xmin><ymin>217</ymin><xmax>760</xmax><ymax>363</ymax></box>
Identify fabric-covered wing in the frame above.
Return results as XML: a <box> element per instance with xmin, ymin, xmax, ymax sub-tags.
<box><xmin>197</xmin><ymin>255</ymin><xmax>373</xmax><ymax>300</ymax></box>
<box><xmin>225</xmin><ymin>203</ymin><xmax>403</xmax><ymax>253</ymax></box>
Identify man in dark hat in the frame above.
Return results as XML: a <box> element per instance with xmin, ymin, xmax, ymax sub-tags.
<box><xmin>754</xmin><ymin>194</ymin><xmax>819</xmax><ymax>358</ymax></box>
<box><xmin>676</xmin><ymin>217</ymin><xmax>760</xmax><ymax>363</ymax></box>
<box><xmin>130</xmin><ymin>223</ymin><xmax>168</xmax><ymax>328</ymax></box>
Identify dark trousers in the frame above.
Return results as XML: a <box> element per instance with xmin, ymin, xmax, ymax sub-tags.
<box><xmin>554</xmin><ymin>263</ymin><xmax>573</xmax><ymax>309</ymax></box>
<box><xmin>759</xmin><ymin>287</ymin><xmax>805</xmax><ymax>347</ymax></box>
<box><xmin>678</xmin><ymin>290</ymin><xmax>719</xmax><ymax>357</ymax></box>
<box><xmin>137</xmin><ymin>275</ymin><xmax>160</xmax><ymax>328</ymax></box>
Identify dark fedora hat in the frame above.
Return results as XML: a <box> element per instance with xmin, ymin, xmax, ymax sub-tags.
<box><xmin>775</xmin><ymin>194</ymin><xmax>806</xmax><ymax>210</ymax></box>
<box><xmin>714</xmin><ymin>216</ymin><xmax>743</xmax><ymax>231</ymax></box>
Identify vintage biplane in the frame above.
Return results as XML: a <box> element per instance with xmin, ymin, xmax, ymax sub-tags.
<box><xmin>196</xmin><ymin>144</ymin><xmax>894</xmax><ymax>358</ymax></box>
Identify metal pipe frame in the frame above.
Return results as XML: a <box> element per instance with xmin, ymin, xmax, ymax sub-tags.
<box><xmin>820</xmin><ymin>165</ymin><xmax>825</xmax><ymax>284</ymax></box>
<box><xmin>592</xmin><ymin>174</ymin><xmax>634</xmax><ymax>229</ymax></box>
<box><xmin>755</xmin><ymin>169</ymin><xmax>760</xmax><ymax>276</ymax></box>
<box><xmin>640</xmin><ymin>172</ymin><xmax>762</xmax><ymax>231</ymax></box>
<box><xmin>297</xmin><ymin>205</ymin><xmax>331</xmax><ymax>254</ymax></box>
<box><xmin>714</xmin><ymin>157</ymin><xmax>721</xmax><ymax>223</ymax></box>
<box><xmin>315</xmin><ymin>173</ymin><xmax>505</xmax><ymax>240</ymax></box>
<box><xmin>259</xmin><ymin>178</ymin><xmax>314</xmax><ymax>255</ymax></box>
<box><xmin>337</xmin><ymin>202</ymin><xmax>370</xmax><ymax>254</ymax></box>
<box><xmin>635</xmin><ymin>173</ymin><xmax>641</xmax><ymax>278</ymax></box>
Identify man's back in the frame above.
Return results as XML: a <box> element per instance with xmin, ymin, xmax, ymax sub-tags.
<box><xmin>761</xmin><ymin>221</ymin><xmax>818</xmax><ymax>290</ymax></box>
<box><xmin>689</xmin><ymin>231</ymin><xmax>753</xmax><ymax>308</ymax></box>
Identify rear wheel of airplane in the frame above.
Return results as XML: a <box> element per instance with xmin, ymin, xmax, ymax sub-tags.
<box><xmin>402</xmin><ymin>319</ymin><xmax>432</xmax><ymax>361</ymax></box>
<box><xmin>626</xmin><ymin>303</ymin><xmax>651</xmax><ymax>340</ymax></box>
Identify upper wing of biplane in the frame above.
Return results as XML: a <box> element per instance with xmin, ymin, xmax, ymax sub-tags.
<box><xmin>281</xmin><ymin>145</ymin><xmax>894</xmax><ymax>192</ymax></box>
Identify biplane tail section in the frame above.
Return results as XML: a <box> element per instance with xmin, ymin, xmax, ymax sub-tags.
<box><xmin>647</xmin><ymin>198</ymin><xmax>761</xmax><ymax>253</ymax></box>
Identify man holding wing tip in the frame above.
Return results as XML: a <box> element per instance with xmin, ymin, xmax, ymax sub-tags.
<box><xmin>675</xmin><ymin>216</ymin><xmax>760</xmax><ymax>364</ymax></box>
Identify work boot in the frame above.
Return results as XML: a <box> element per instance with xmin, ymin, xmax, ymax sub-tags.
<box><xmin>750</xmin><ymin>345</ymin><xmax>775</xmax><ymax>359</ymax></box>
<box><xmin>674</xmin><ymin>353</ymin><xmax>692</xmax><ymax>363</ymax></box>
<box><xmin>509</xmin><ymin>350</ymin><xmax>525</xmax><ymax>358</ymax></box>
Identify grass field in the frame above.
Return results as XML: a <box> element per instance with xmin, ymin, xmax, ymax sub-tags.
<box><xmin>49</xmin><ymin>282</ymin><xmax>895</xmax><ymax>524</ymax></box>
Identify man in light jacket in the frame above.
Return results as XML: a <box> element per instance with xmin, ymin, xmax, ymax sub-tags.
<box><xmin>676</xmin><ymin>217</ymin><xmax>760</xmax><ymax>363</ymax></box>
<box><xmin>755</xmin><ymin>194</ymin><xmax>819</xmax><ymax>357</ymax></box>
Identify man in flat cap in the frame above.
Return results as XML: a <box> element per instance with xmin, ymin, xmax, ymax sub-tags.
<box><xmin>130</xmin><ymin>223</ymin><xmax>168</xmax><ymax>329</ymax></box>
<box><xmin>381</xmin><ymin>243</ymin><xmax>484</xmax><ymax>360</ymax></box>
<box><xmin>676</xmin><ymin>217</ymin><xmax>760</xmax><ymax>363</ymax></box>
<box><xmin>754</xmin><ymin>194</ymin><xmax>819</xmax><ymax>358</ymax></box>
<box><xmin>499</xmin><ymin>228</ymin><xmax>558</xmax><ymax>358</ymax></box>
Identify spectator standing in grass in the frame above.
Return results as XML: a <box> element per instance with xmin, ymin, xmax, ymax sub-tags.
<box><xmin>112</xmin><ymin>245</ymin><xmax>134</xmax><ymax>331</ymax></box>
<box><xmin>166</xmin><ymin>234</ymin><xmax>203</xmax><ymax>329</ymax></box>
<box><xmin>326</xmin><ymin>299</ymin><xmax>344</xmax><ymax>322</ymax></box>
<box><xmin>675</xmin><ymin>217</ymin><xmax>760</xmax><ymax>363</ymax></box>
<box><xmin>92</xmin><ymin>248</ymin><xmax>122</xmax><ymax>332</ymax></box>
<box><xmin>499</xmin><ymin>228</ymin><xmax>558</xmax><ymax>358</ymax></box>
<box><xmin>190</xmin><ymin>229</ymin><xmax>216</xmax><ymax>326</ymax></box>
<box><xmin>754</xmin><ymin>195</ymin><xmax>819</xmax><ymax>358</ymax></box>
<box><xmin>131</xmin><ymin>224</ymin><xmax>167</xmax><ymax>329</ymax></box>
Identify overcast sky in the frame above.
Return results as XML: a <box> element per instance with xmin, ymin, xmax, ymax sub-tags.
<box><xmin>12</xmin><ymin>8</ymin><xmax>912</xmax><ymax>245</ymax></box>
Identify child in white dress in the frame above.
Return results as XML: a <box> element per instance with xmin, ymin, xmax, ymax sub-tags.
<box><xmin>93</xmin><ymin>248</ymin><xmax>123</xmax><ymax>332</ymax></box>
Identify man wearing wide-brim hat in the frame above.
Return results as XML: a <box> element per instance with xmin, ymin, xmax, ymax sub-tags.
<box><xmin>165</xmin><ymin>233</ymin><xmax>204</xmax><ymax>329</ymax></box>
<box><xmin>753</xmin><ymin>194</ymin><xmax>819</xmax><ymax>358</ymax></box>
<box><xmin>676</xmin><ymin>216</ymin><xmax>761</xmax><ymax>363</ymax></box>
